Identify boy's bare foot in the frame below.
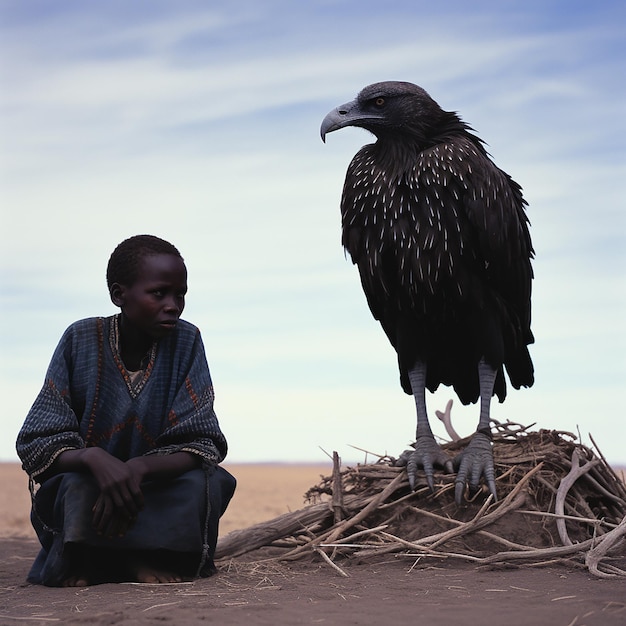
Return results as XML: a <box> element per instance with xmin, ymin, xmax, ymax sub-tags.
<box><xmin>132</xmin><ymin>564</ymin><xmax>183</xmax><ymax>583</ymax></box>
<box><xmin>62</xmin><ymin>573</ymin><xmax>90</xmax><ymax>587</ymax></box>
<box><xmin>127</xmin><ymin>557</ymin><xmax>184</xmax><ymax>584</ymax></box>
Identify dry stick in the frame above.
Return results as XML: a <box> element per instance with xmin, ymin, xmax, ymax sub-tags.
<box><xmin>216</xmin><ymin>493</ymin><xmax>367</xmax><ymax>560</ymax></box>
<box><xmin>515</xmin><ymin>509</ymin><xmax>617</xmax><ymax>529</ymax></box>
<box><xmin>280</xmin><ymin>528</ymin><xmax>336</xmax><ymax>560</ymax></box>
<box><xmin>331</xmin><ymin>451</ymin><xmax>344</xmax><ymax>524</ymax></box>
<box><xmin>0</xmin><ymin>617</ymin><xmax>61</xmax><ymax>623</ymax></box>
<box><xmin>534</xmin><ymin>475</ymin><xmax>584</xmax><ymax>520</ymax></box>
<box><xmin>335</xmin><ymin>531</ymin><xmax>484</xmax><ymax>562</ymax></box>
<box><xmin>320</xmin><ymin>524</ymin><xmax>390</xmax><ymax>546</ymax></box>
<box><xmin>349</xmin><ymin>528</ymin><xmax>527</xmax><ymax>563</ymax></box>
<box><xmin>478</xmin><ymin>536</ymin><xmax>599</xmax><ymax>565</ymax></box>
<box><xmin>555</xmin><ymin>450</ymin><xmax>599</xmax><ymax>546</ymax></box>
<box><xmin>597</xmin><ymin>564</ymin><xmax>626</xmax><ymax>576</ymax></box>
<box><xmin>322</xmin><ymin>525</ymin><xmax>391</xmax><ymax>562</ymax></box>
<box><xmin>428</xmin><ymin>492</ymin><xmax>525</xmax><ymax>551</ymax></box>
<box><xmin>583</xmin><ymin>467</ymin><xmax>626</xmax><ymax>507</ymax></box>
<box><xmin>359</xmin><ymin>490</ymin><xmax>527</xmax><ymax>560</ymax></box>
<box><xmin>585</xmin><ymin>514</ymin><xmax>626</xmax><ymax>579</ymax></box>
<box><xmin>314</xmin><ymin>547</ymin><xmax>350</xmax><ymax>577</ymax></box>
<box><xmin>378</xmin><ymin>531</ymin><xmax>483</xmax><ymax>562</ymax></box>
<box><xmin>494</xmin><ymin>465</ymin><xmax>519</xmax><ymax>482</ymax></box>
<box><xmin>480</xmin><ymin>509</ymin><xmax>624</xmax><ymax>573</ymax></box>
<box><xmin>378</xmin><ymin>485</ymin><xmax>431</xmax><ymax>509</ymax></box>
<box><xmin>435</xmin><ymin>399</ymin><xmax>461</xmax><ymax>442</ymax></box>
<box><xmin>280</xmin><ymin>472</ymin><xmax>407</xmax><ymax>561</ymax></box>
<box><xmin>520</xmin><ymin>558</ymin><xmax>583</xmax><ymax>569</ymax></box>
<box><xmin>427</xmin><ymin>495</ymin><xmax>494</xmax><ymax>549</ymax></box>
<box><xmin>280</xmin><ymin>509</ymin><xmax>374</xmax><ymax>560</ymax></box>
<box><xmin>426</xmin><ymin>462</ymin><xmax>543</xmax><ymax>551</ymax></box>
<box><xmin>357</xmin><ymin>463</ymin><xmax>540</xmax><ymax>557</ymax></box>
<box><xmin>588</xmin><ymin>433</ymin><xmax>626</xmax><ymax>501</ymax></box>
<box><xmin>491</xmin><ymin>417</ymin><xmax>533</xmax><ymax>434</ymax></box>
<box><xmin>567</xmin><ymin>493</ymin><xmax>605</xmax><ymax>539</ymax></box>
<box><xmin>324</xmin><ymin>471</ymin><xmax>407</xmax><ymax>544</ymax></box>
<box><xmin>411</xmin><ymin>506</ymin><xmax>536</xmax><ymax>551</ymax></box>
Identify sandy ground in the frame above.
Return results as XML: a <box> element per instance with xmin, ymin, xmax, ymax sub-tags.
<box><xmin>1</xmin><ymin>462</ymin><xmax>625</xmax><ymax>625</ymax></box>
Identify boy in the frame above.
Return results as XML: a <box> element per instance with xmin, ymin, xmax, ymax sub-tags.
<box><xmin>17</xmin><ymin>235</ymin><xmax>236</xmax><ymax>586</ymax></box>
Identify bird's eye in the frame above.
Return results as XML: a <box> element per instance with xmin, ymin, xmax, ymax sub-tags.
<box><xmin>374</xmin><ymin>97</ymin><xmax>385</xmax><ymax>107</ymax></box>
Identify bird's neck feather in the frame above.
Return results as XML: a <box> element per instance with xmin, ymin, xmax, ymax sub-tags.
<box><xmin>373</xmin><ymin>112</ymin><xmax>487</xmax><ymax>177</ymax></box>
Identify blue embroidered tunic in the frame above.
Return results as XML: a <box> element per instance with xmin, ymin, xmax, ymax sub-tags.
<box><xmin>17</xmin><ymin>315</ymin><xmax>227</xmax><ymax>476</ymax></box>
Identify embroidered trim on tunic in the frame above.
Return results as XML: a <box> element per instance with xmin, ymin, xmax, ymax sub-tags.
<box><xmin>109</xmin><ymin>314</ymin><xmax>157</xmax><ymax>398</ymax></box>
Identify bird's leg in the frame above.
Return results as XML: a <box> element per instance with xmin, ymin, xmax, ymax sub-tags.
<box><xmin>476</xmin><ymin>358</ymin><xmax>496</xmax><ymax>434</ymax></box>
<box><xmin>453</xmin><ymin>358</ymin><xmax>498</xmax><ymax>504</ymax></box>
<box><xmin>403</xmin><ymin>361</ymin><xmax>453</xmax><ymax>491</ymax></box>
<box><xmin>408</xmin><ymin>360</ymin><xmax>431</xmax><ymax>438</ymax></box>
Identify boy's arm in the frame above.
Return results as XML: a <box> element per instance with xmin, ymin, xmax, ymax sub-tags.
<box><xmin>48</xmin><ymin>447</ymin><xmax>200</xmax><ymax>483</ymax></box>
<box><xmin>126</xmin><ymin>450</ymin><xmax>201</xmax><ymax>481</ymax></box>
<box><xmin>49</xmin><ymin>447</ymin><xmax>200</xmax><ymax>538</ymax></box>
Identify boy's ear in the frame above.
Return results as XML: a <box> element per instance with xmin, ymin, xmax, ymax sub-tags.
<box><xmin>109</xmin><ymin>283</ymin><xmax>126</xmax><ymax>307</ymax></box>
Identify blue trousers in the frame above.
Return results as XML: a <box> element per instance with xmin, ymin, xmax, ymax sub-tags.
<box><xmin>28</xmin><ymin>466</ymin><xmax>236</xmax><ymax>586</ymax></box>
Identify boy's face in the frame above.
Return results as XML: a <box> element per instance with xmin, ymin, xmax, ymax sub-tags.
<box><xmin>111</xmin><ymin>253</ymin><xmax>188</xmax><ymax>339</ymax></box>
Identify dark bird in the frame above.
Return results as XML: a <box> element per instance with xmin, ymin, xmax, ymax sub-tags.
<box><xmin>321</xmin><ymin>81</ymin><xmax>534</xmax><ymax>503</ymax></box>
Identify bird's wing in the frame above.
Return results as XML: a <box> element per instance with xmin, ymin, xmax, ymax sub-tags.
<box><xmin>414</xmin><ymin>137</ymin><xmax>534</xmax><ymax>341</ymax></box>
<box><xmin>340</xmin><ymin>139</ymin><xmax>533</xmax><ymax>343</ymax></box>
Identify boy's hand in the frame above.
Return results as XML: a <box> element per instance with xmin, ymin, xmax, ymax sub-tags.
<box><xmin>92</xmin><ymin>492</ymin><xmax>138</xmax><ymax>538</ymax></box>
<box><xmin>81</xmin><ymin>448</ymin><xmax>145</xmax><ymax>536</ymax></box>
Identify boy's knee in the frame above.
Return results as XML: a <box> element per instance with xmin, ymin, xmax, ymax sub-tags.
<box><xmin>216</xmin><ymin>466</ymin><xmax>236</xmax><ymax>498</ymax></box>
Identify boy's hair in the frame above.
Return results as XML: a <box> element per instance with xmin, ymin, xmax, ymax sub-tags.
<box><xmin>106</xmin><ymin>234</ymin><xmax>183</xmax><ymax>288</ymax></box>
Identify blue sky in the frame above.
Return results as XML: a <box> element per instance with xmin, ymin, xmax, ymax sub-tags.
<box><xmin>1</xmin><ymin>0</ymin><xmax>625</xmax><ymax>467</ymax></box>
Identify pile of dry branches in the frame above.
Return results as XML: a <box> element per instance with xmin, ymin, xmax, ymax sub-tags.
<box><xmin>216</xmin><ymin>421</ymin><xmax>626</xmax><ymax>578</ymax></box>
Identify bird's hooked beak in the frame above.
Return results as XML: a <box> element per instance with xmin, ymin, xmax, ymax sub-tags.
<box><xmin>320</xmin><ymin>98</ymin><xmax>385</xmax><ymax>142</ymax></box>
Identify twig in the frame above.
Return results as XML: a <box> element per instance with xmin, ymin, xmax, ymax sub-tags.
<box><xmin>555</xmin><ymin>450</ymin><xmax>599</xmax><ymax>546</ymax></box>
<box><xmin>426</xmin><ymin>463</ymin><xmax>542</xmax><ymax>550</ymax></box>
<box><xmin>379</xmin><ymin>531</ymin><xmax>483</xmax><ymax>562</ymax></box>
<box><xmin>411</xmin><ymin>506</ymin><xmax>536</xmax><ymax>551</ymax></box>
<box><xmin>320</xmin><ymin>524</ymin><xmax>389</xmax><ymax>546</ymax></box>
<box><xmin>318</xmin><ymin>446</ymin><xmax>334</xmax><ymax>461</ymax></box>
<box><xmin>427</xmin><ymin>495</ymin><xmax>494</xmax><ymax>549</ymax></box>
<box><xmin>435</xmin><ymin>399</ymin><xmax>461</xmax><ymax>442</ymax></box>
<box><xmin>588</xmin><ymin>433</ymin><xmax>626</xmax><ymax>500</ymax></box>
<box><xmin>331</xmin><ymin>451</ymin><xmax>344</xmax><ymax>524</ymax></box>
<box><xmin>478</xmin><ymin>537</ymin><xmax>599</xmax><ymax>565</ymax></box>
<box><xmin>325</xmin><ymin>471</ymin><xmax>406</xmax><ymax>543</ymax></box>
<box><xmin>0</xmin><ymin>618</ymin><xmax>61</xmax><ymax>623</ymax></box>
<box><xmin>142</xmin><ymin>602</ymin><xmax>181</xmax><ymax>612</ymax></box>
<box><xmin>216</xmin><ymin>499</ymin><xmax>343</xmax><ymax>559</ymax></box>
<box><xmin>515</xmin><ymin>509</ymin><xmax>616</xmax><ymax>529</ymax></box>
<box><xmin>314</xmin><ymin>548</ymin><xmax>350</xmax><ymax>577</ymax></box>
<box><xmin>585</xmin><ymin>514</ymin><xmax>626</xmax><ymax>578</ymax></box>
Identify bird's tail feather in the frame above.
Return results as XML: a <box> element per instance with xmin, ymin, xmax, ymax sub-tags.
<box><xmin>505</xmin><ymin>348</ymin><xmax>534</xmax><ymax>390</ymax></box>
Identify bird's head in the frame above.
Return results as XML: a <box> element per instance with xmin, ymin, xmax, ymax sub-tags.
<box><xmin>321</xmin><ymin>81</ymin><xmax>445</xmax><ymax>144</ymax></box>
